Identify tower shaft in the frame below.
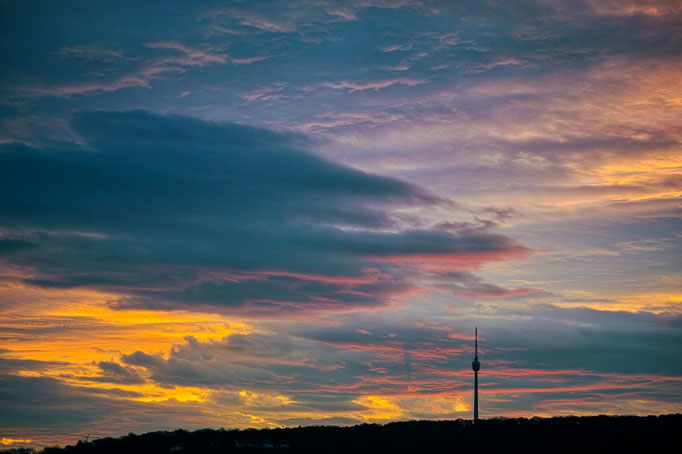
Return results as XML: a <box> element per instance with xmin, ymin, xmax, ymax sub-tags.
<box><xmin>474</xmin><ymin>369</ymin><xmax>478</xmax><ymax>422</ymax></box>
<box><xmin>472</xmin><ymin>327</ymin><xmax>480</xmax><ymax>423</ymax></box>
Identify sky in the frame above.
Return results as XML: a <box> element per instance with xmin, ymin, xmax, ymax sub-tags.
<box><xmin>1</xmin><ymin>0</ymin><xmax>681</xmax><ymax>449</ymax></box>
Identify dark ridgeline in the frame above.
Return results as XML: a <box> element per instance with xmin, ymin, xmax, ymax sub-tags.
<box><xmin>3</xmin><ymin>415</ymin><xmax>680</xmax><ymax>454</ymax></box>
<box><xmin>472</xmin><ymin>327</ymin><xmax>480</xmax><ymax>424</ymax></box>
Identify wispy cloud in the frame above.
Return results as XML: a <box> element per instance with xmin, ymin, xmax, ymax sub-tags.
<box><xmin>26</xmin><ymin>76</ymin><xmax>150</xmax><ymax>97</ymax></box>
<box><xmin>25</xmin><ymin>41</ymin><xmax>230</xmax><ymax>97</ymax></box>
<box><xmin>201</xmin><ymin>8</ymin><xmax>298</xmax><ymax>33</ymax></box>
<box><xmin>585</xmin><ymin>0</ymin><xmax>682</xmax><ymax>16</ymax></box>
<box><xmin>304</xmin><ymin>78</ymin><xmax>428</xmax><ymax>93</ymax></box>
<box><xmin>55</xmin><ymin>44</ymin><xmax>125</xmax><ymax>61</ymax></box>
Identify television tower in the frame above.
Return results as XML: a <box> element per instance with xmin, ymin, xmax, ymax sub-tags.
<box><xmin>472</xmin><ymin>327</ymin><xmax>480</xmax><ymax>423</ymax></box>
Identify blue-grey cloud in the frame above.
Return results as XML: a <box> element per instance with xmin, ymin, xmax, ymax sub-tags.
<box><xmin>0</xmin><ymin>110</ymin><xmax>526</xmax><ymax>313</ymax></box>
<box><xmin>91</xmin><ymin>361</ymin><xmax>145</xmax><ymax>385</ymax></box>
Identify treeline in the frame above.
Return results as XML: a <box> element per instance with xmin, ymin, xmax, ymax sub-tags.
<box><xmin>4</xmin><ymin>415</ymin><xmax>680</xmax><ymax>454</ymax></box>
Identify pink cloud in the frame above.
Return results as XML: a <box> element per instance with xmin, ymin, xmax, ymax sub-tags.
<box><xmin>328</xmin><ymin>9</ymin><xmax>357</xmax><ymax>21</ymax></box>
<box><xmin>373</xmin><ymin>248</ymin><xmax>533</xmax><ymax>272</ymax></box>
<box><xmin>27</xmin><ymin>76</ymin><xmax>150</xmax><ymax>97</ymax></box>
<box><xmin>25</xmin><ymin>41</ymin><xmax>229</xmax><ymax>98</ymax></box>
<box><xmin>304</xmin><ymin>78</ymin><xmax>428</xmax><ymax>93</ymax></box>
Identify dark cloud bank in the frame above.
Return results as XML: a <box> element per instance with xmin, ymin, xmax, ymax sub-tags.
<box><xmin>0</xmin><ymin>110</ymin><xmax>526</xmax><ymax>314</ymax></box>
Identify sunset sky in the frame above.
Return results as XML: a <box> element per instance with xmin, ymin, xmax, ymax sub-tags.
<box><xmin>1</xmin><ymin>0</ymin><xmax>681</xmax><ymax>449</ymax></box>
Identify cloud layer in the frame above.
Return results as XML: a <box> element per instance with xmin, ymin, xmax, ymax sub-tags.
<box><xmin>0</xmin><ymin>111</ymin><xmax>529</xmax><ymax>315</ymax></box>
<box><xmin>0</xmin><ymin>0</ymin><xmax>680</xmax><ymax>449</ymax></box>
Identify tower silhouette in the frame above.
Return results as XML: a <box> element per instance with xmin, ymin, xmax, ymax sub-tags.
<box><xmin>472</xmin><ymin>327</ymin><xmax>480</xmax><ymax>423</ymax></box>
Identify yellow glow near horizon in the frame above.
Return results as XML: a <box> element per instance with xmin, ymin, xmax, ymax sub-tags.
<box><xmin>1</xmin><ymin>438</ymin><xmax>32</xmax><ymax>446</ymax></box>
<box><xmin>556</xmin><ymin>292</ymin><xmax>682</xmax><ymax>314</ymax></box>
<box><xmin>0</xmin><ymin>282</ymin><xmax>252</xmax><ymax>397</ymax></box>
<box><xmin>354</xmin><ymin>396</ymin><xmax>403</xmax><ymax>420</ymax></box>
<box><xmin>353</xmin><ymin>395</ymin><xmax>470</xmax><ymax>421</ymax></box>
<box><xmin>119</xmin><ymin>383</ymin><xmax>210</xmax><ymax>403</ymax></box>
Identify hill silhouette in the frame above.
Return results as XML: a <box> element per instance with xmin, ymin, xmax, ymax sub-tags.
<box><xmin>3</xmin><ymin>415</ymin><xmax>679</xmax><ymax>454</ymax></box>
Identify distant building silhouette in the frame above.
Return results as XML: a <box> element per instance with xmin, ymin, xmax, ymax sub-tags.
<box><xmin>472</xmin><ymin>327</ymin><xmax>480</xmax><ymax>423</ymax></box>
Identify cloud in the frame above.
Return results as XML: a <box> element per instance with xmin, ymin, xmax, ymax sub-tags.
<box><xmin>26</xmin><ymin>77</ymin><xmax>151</xmax><ymax>97</ymax></box>
<box><xmin>91</xmin><ymin>361</ymin><xmax>145</xmax><ymax>384</ymax></box>
<box><xmin>242</xmin><ymin>84</ymin><xmax>286</xmax><ymax>103</ymax></box>
<box><xmin>55</xmin><ymin>44</ymin><xmax>125</xmax><ymax>62</ymax></box>
<box><xmin>112</xmin><ymin>305</ymin><xmax>682</xmax><ymax>421</ymax></box>
<box><xmin>2</xmin><ymin>1</ymin><xmax>680</xmax><ymax>443</ymax></box>
<box><xmin>0</xmin><ymin>110</ymin><xmax>526</xmax><ymax>314</ymax></box>
<box><xmin>0</xmin><ymin>372</ymin><xmax>219</xmax><ymax>446</ymax></box>
<box><xmin>143</xmin><ymin>41</ymin><xmax>228</xmax><ymax>67</ymax></box>
<box><xmin>305</xmin><ymin>78</ymin><xmax>428</xmax><ymax>93</ymax></box>
<box><xmin>204</xmin><ymin>9</ymin><xmax>298</xmax><ymax>33</ymax></box>
<box><xmin>584</xmin><ymin>0</ymin><xmax>682</xmax><ymax>16</ymax></box>
<box><xmin>24</xmin><ymin>42</ymin><xmax>228</xmax><ymax>98</ymax></box>
<box><xmin>121</xmin><ymin>351</ymin><xmax>164</xmax><ymax>369</ymax></box>
<box><xmin>327</xmin><ymin>9</ymin><xmax>357</xmax><ymax>21</ymax></box>
<box><xmin>435</xmin><ymin>271</ymin><xmax>547</xmax><ymax>299</ymax></box>
<box><xmin>121</xmin><ymin>333</ymin><xmax>364</xmax><ymax>392</ymax></box>
<box><xmin>200</xmin><ymin>0</ymin><xmax>434</xmax><ymax>38</ymax></box>
<box><xmin>0</xmin><ymin>356</ymin><xmax>68</xmax><ymax>374</ymax></box>
<box><xmin>0</xmin><ymin>239</ymin><xmax>37</xmax><ymax>255</ymax></box>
